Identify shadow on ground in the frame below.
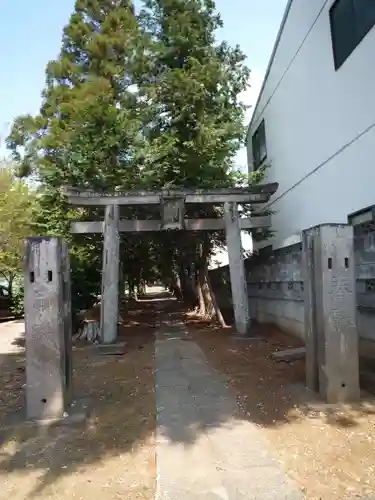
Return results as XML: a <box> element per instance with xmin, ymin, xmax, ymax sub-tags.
<box><xmin>0</xmin><ymin>297</ymin><xmax>172</xmax><ymax>499</ymax></box>
<box><xmin>186</xmin><ymin>316</ymin><xmax>375</xmax><ymax>428</ymax></box>
<box><xmin>1</xmin><ymin>293</ymin><xmax>375</xmax><ymax>499</ymax></box>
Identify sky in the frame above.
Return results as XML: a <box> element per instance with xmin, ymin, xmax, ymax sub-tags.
<box><xmin>0</xmin><ymin>0</ymin><xmax>288</xmax><ymax>163</ymax></box>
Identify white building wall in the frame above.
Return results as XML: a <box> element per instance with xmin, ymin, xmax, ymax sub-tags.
<box><xmin>247</xmin><ymin>0</ymin><xmax>375</xmax><ymax>249</ymax></box>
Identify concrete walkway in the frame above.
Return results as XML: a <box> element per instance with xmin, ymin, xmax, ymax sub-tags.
<box><xmin>155</xmin><ymin>318</ymin><xmax>303</xmax><ymax>500</ymax></box>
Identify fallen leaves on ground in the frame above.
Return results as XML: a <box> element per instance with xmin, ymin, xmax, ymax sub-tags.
<box><xmin>187</xmin><ymin>317</ymin><xmax>375</xmax><ymax>500</ymax></box>
<box><xmin>0</xmin><ymin>303</ymin><xmax>157</xmax><ymax>500</ymax></box>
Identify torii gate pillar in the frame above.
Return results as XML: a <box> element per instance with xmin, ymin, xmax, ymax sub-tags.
<box><xmin>100</xmin><ymin>205</ymin><xmax>120</xmax><ymax>344</ymax></box>
<box><xmin>224</xmin><ymin>202</ymin><xmax>251</xmax><ymax>335</ymax></box>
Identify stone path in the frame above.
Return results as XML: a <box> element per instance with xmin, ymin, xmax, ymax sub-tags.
<box><xmin>155</xmin><ymin>318</ymin><xmax>303</xmax><ymax>500</ymax></box>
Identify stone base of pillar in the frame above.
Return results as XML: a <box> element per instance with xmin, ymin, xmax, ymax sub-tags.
<box><xmin>2</xmin><ymin>398</ymin><xmax>90</xmax><ymax>430</ymax></box>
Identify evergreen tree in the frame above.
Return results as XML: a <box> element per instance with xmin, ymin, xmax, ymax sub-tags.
<box><xmin>138</xmin><ymin>0</ymin><xmax>250</xmax><ymax>189</ymax></box>
<box><xmin>138</xmin><ymin>0</ymin><xmax>251</xmax><ymax>322</ymax></box>
<box><xmin>6</xmin><ymin>0</ymin><xmax>257</xmax><ymax>324</ymax></box>
<box><xmin>0</xmin><ymin>165</ymin><xmax>37</xmax><ymax>295</ymax></box>
<box><xmin>7</xmin><ymin>0</ymin><xmax>146</xmax><ymax>313</ymax></box>
<box><xmin>8</xmin><ymin>0</ymin><xmax>143</xmax><ymax>190</ymax></box>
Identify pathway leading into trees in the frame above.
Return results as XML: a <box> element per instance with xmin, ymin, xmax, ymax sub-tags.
<box><xmin>154</xmin><ymin>306</ymin><xmax>302</xmax><ymax>500</ymax></box>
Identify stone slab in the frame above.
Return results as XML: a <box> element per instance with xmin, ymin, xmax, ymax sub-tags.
<box><xmin>232</xmin><ymin>334</ymin><xmax>265</xmax><ymax>342</ymax></box>
<box><xmin>271</xmin><ymin>347</ymin><xmax>306</xmax><ymax>362</ymax></box>
<box><xmin>88</xmin><ymin>341</ymin><xmax>127</xmax><ymax>356</ymax></box>
<box><xmin>155</xmin><ymin>318</ymin><xmax>303</xmax><ymax>500</ymax></box>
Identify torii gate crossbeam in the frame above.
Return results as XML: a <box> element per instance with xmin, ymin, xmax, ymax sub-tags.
<box><xmin>63</xmin><ymin>183</ymin><xmax>278</xmax><ymax>343</ymax></box>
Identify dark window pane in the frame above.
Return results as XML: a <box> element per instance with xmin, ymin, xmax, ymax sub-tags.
<box><xmin>252</xmin><ymin>120</ymin><xmax>267</xmax><ymax>169</ymax></box>
<box><xmin>330</xmin><ymin>0</ymin><xmax>375</xmax><ymax>69</ymax></box>
<box><xmin>330</xmin><ymin>0</ymin><xmax>356</xmax><ymax>69</ymax></box>
<box><xmin>353</xmin><ymin>0</ymin><xmax>375</xmax><ymax>40</ymax></box>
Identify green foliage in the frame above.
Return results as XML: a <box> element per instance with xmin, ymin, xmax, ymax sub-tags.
<box><xmin>135</xmin><ymin>0</ymin><xmax>252</xmax><ymax>272</ymax></box>
<box><xmin>70</xmin><ymin>235</ymin><xmax>102</xmax><ymax>315</ymax></box>
<box><xmin>0</xmin><ymin>165</ymin><xmax>37</xmax><ymax>292</ymax></box>
<box><xmin>7</xmin><ymin>0</ymin><xmax>268</xmax><ymax>302</ymax></box>
<box><xmin>7</xmin><ymin>1</ymin><xmax>145</xmax><ymax>310</ymax></box>
<box><xmin>7</xmin><ymin>0</ymin><xmax>143</xmax><ymax>190</ymax></box>
<box><xmin>10</xmin><ymin>280</ymin><xmax>24</xmax><ymax>318</ymax></box>
<box><xmin>138</xmin><ymin>0</ymin><xmax>250</xmax><ymax>189</ymax></box>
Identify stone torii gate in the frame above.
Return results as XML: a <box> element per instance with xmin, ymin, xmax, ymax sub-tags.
<box><xmin>63</xmin><ymin>183</ymin><xmax>278</xmax><ymax>343</ymax></box>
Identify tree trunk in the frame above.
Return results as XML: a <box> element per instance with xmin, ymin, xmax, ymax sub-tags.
<box><xmin>128</xmin><ymin>277</ymin><xmax>136</xmax><ymax>300</ymax></box>
<box><xmin>137</xmin><ymin>280</ymin><xmax>146</xmax><ymax>297</ymax></box>
<box><xmin>200</xmin><ymin>266</ymin><xmax>215</xmax><ymax>319</ymax></box>
<box><xmin>8</xmin><ymin>275</ymin><xmax>14</xmax><ymax>299</ymax></box>
<box><xmin>178</xmin><ymin>268</ymin><xmax>188</xmax><ymax>301</ymax></box>
<box><xmin>205</xmin><ymin>268</ymin><xmax>227</xmax><ymax>328</ymax></box>
<box><xmin>196</xmin><ymin>241</ymin><xmax>228</xmax><ymax>327</ymax></box>
<box><xmin>188</xmin><ymin>271</ymin><xmax>198</xmax><ymax>309</ymax></box>
<box><xmin>172</xmin><ymin>276</ymin><xmax>183</xmax><ymax>300</ymax></box>
<box><xmin>73</xmin><ymin>320</ymin><xmax>101</xmax><ymax>343</ymax></box>
<box><xmin>195</xmin><ymin>270</ymin><xmax>206</xmax><ymax>316</ymax></box>
<box><xmin>179</xmin><ymin>265</ymin><xmax>197</xmax><ymax>309</ymax></box>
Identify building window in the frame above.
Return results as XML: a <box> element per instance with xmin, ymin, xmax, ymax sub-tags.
<box><xmin>330</xmin><ymin>0</ymin><xmax>375</xmax><ymax>70</ymax></box>
<box><xmin>252</xmin><ymin>120</ymin><xmax>267</xmax><ymax>169</ymax></box>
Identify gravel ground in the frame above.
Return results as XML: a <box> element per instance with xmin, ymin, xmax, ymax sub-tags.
<box><xmin>187</xmin><ymin>316</ymin><xmax>375</xmax><ymax>500</ymax></box>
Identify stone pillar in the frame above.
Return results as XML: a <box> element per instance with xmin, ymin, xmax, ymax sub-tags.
<box><xmin>224</xmin><ymin>202</ymin><xmax>250</xmax><ymax>335</ymax></box>
<box><xmin>61</xmin><ymin>243</ymin><xmax>73</xmax><ymax>404</ymax></box>
<box><xmin>100</xmin><ymin>204</ymin><xmax>120</xmax><ymax>344</ymax></box>
<box><xmin>24</xmin><ymin>237</ymin><xmax>72</xmax><ymax>420</ymax></box>
<box><xmin>302</xmin><ymin>227</ymin><xmax>319</xmax><ymax>393</ymax></box>
<box><xmin>302</xmin><ymin>224</ymin><xmax>360</xmax><ymax>403</ymax></box>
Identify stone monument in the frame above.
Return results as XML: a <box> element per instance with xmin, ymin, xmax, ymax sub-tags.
<box><xmin>302</xmin><ymin>224</ymin><xmax>360</xmax><ymax>403</ymax></box>
<box><xmin>24</xmin><ymin>237</ymin><xmax>73</xmax><ymax>421</ymax></box>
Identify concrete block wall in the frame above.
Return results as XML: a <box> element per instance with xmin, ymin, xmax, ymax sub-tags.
<box><xmin>354</xmin><ymin>221</ymin><xmax>375</xmax><ymax>355</ymax></box>
<box><xmin>209</xmin><ymin>222</ymin><xmax>375</xmax><ymax>349</ymax></box>
<box><xmin>246</xmin><ymin>242</ymin><xmax>305</xmax><ymax>339</ymax></box>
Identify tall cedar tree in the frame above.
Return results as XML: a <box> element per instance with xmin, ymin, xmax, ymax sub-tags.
<box><xmin>139</xmin><ymin>0</ymin><xmax>250</xmax><ymax>189</ymax></box>
<box><xmin>6</xmin><ymin>0</ymin><xmax>254</xmax><ymax>317</ymax></box>
<box><xmin>138</xmin><ymin>0</ymin><xmax>250</xmax><ymax>321</ymax></box>
<box><xmin>7</xmin><ymin>0</ymin><xmax>145</xmax><ymax>312</ymax></box>
<box><xmin>8</xmin><ymin>0</ymin><xmax>143</xmax><ymax>190</ymax></box>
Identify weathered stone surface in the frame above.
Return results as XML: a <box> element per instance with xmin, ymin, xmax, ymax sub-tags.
<box><xmin>304</xmin><ymin>224</ymin><xmax>360</xmax><ymax>403</ymax></box>
<box><xmin>2</xmin><ymin>397</ymin><xmax>90</xmax><ymax>430</ymax></box>
<box><xmin>24</xmin><ymin>237</ymin><xmax>72</xmax><ymax>421</ymax></box>
<box><xmin>61</xmin><ymin>242</ymin><xmax>73</xmax><ymax>405</ymax></box>
<box><xmin>63</xmin><ymin>183</ymin><xmax>279</xmax><ymax>206</ymax></box>
<box><xmin>100</xmin><ymin>204</ymin><xmax>120</xmax><ymax>344</ymax></box>
<box><xmin>224</xmin><ymin>202</ymin><xmax>250</xmax><ymax>335</ymax></box>
<box><xmin>302</xmin><ymin>226</ymin><xmax>319</xmax><ymax>392</ymax></box>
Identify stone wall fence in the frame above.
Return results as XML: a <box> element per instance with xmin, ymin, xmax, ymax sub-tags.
<box><xmin>209</xmin><ymin>221</ymin><xmax>375</xmax><ymax>357</ymax></box>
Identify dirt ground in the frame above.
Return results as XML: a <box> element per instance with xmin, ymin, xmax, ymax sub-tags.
<box><xmin>186</xmin><ymin>316</ymin><xmax>375</xmax><ymax>500</ymax></box>
<box><xmin>0</xmin><ymin>302</ymin><xmax>158</xmax><ymax>500</ymax></box>
<box><xmin>2</xmin><ymin>296</ymin><xmax>375</xmax><ymax>500</ymax></box>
